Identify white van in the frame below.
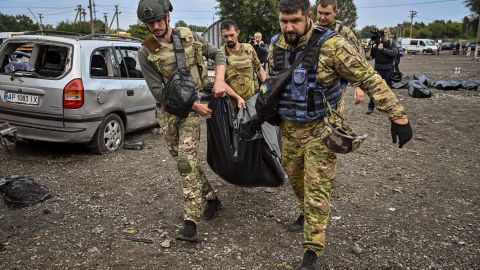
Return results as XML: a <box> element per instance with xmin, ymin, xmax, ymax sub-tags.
<box><xmin>401</xmin><ymin>38</ymin><xmax>437</xmax><ymax>55</ymax></box>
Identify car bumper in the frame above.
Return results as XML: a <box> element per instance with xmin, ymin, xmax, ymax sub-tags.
<box><xmin>0</xmin><ymin>114</ymin><xmax>100</xmax><ymax>143</ymax></box>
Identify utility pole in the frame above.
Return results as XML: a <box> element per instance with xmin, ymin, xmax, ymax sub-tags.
<box><xmin>409</xmin><ymin>10</ymin><xmax>417</xmax><ymax>38</ymax></box>
<box><xmin>115</xmin><ymin>5</ymin><xmax>121</xmax><ymax>34</ymax></box>
<box><xmin>38</xmin><ymin>13</ymin><xmax>44</xmax><ymax>31</ymax></box>
<box><xmin>82</xmin><ymin>8</ymin><xmax>87</xmax><ymax>23</ymax></box>
<box><xmin>74</xmin><ymin>5</ymin><xmax>82</xmax><ymax>23</ymax></box>
<box><xmin>88</xmin><ymin>0</ymin><xmax>95</xmax><ymax>34</ymax></box>
<box><xmin>93</xmin><ymin>0</ymin><xmax>97</xmax><ymax>21</ymax></box>
<box><xmin>103</xmin><ymin>13</ymin><xmax>109</xmax><ymax>34</ymax></box>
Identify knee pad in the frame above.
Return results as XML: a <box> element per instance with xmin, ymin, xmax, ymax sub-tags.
<box><xmin>178</xmin><ymin>155</ymin><xmax>192</xmax><ymax>175</ymax></box>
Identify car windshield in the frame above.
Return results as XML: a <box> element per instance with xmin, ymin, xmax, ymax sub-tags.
<box><xmin>425</xmin><ymin>40</ymin><xmax>435</xmax><ymax>46</ymax></box>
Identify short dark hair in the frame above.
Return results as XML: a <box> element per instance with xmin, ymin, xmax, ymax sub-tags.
<box><xmin>317</xmin><ymin>0</ymin><xmax>337</xmax><ymax>11</ymax></box>
<box><xmin>220</xmin><ymin>20</ymin><xmax>238</xmax><ymax>31</ymax></box>
<box><xmin>278</xmin><ymin>0</ymin><xmax>310</xmax><ymax>15</ymax></box>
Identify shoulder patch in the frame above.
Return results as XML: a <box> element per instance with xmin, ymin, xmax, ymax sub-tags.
<box><xmin>143</xmin><ymin>36</ymin><xmax>160</xmax><ymax>53</ymax></box>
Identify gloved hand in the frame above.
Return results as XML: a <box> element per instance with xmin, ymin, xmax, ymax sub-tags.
<box><xmin>391</xmin><ymin>121</ymin><xmax>413</xmax><ymax>148</ymax></box>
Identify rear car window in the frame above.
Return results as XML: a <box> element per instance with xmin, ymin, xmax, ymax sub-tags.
<box><xmin>0</xmin><ymin>42</ymin><xmax>71</xmax><ymax>79</ymax></box>
<box><xmin>114</xmin><ymin>47</ymin><xmax>144</xmax><ymax>79</ymax></box>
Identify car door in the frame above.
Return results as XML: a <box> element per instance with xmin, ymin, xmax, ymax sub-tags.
<box><xmin>113</xmin><ymin>46</ymin><xmax>156</xmax><ymax>132</ymax></box>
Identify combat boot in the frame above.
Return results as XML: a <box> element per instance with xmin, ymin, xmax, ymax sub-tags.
<box><xmin>176</xmin><ymin>220</ymin><xmax>197</xmax><ymax>242</ymax></box>
<box><xmin>288</xmin><ymin>214</ymin><xmax>304</xmax><ymax>232</ymax></box>
<box><xmin>297</xmin><ymin>250</ymin><xmax>318</xmax><ymax>270</ymax></box>
<box><xmin>203</xmin><ymin>197</ymin><xmax>221</xmax><ymax>220</ymax></box>
<box><xmin>366</xmin><ymin>107</ymin><xmax>374</xmax><ymax>114</ymax></box>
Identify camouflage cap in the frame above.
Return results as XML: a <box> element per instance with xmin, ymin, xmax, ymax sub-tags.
<box><xmin>323</xmin><ymin>117</ymin><xmax>367</xmax><ymax>154</ymax></box>
<box><xmin>137</xmin><ymin>0</ymin><xmax>173</xmax><ymax>23</ymax></box>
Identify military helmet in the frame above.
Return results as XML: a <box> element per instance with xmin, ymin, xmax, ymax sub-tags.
<box><xmin>323</xmin><ymin>117</ymin><xmax>367</xmax><ymax>154</ymax></box>
<box><xmin>137</xmin><ymin>0</ymin><xmax>173</xmax><ymax>23</ymax></box>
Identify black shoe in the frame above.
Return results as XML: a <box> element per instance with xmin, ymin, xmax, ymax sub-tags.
<box><xmin>203</xmin><ymin>197</ymin><xmax>221</xmax><ymax>220</ymax></box>
<box><xmin>298</xmin><ymin>250</ymin><xmax>318</xmax><ymax>270</ymax></box>
<box><xmin>176</xmin><ymin>220</ymin><xmax>198</xmax><ymax>242</ymax></box>
<box><xmin>288</xmin><ymin>214</ymin><xmax>304</xmax><ymax>232</ymax></box>
<box><xmin>366</xmin><ymin>107</ymin><xmax>374</xmax><ymax>114</ymax></box>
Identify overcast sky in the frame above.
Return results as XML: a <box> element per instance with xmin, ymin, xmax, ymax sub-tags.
<box><xmin>0</xmin><ymin>0</ymin><xmax>471</xmax><ymax>31</ymax></box>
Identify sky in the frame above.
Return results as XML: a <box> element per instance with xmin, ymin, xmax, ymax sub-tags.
<box><xmin>0</xmin><ymin>0</ymin><xmax>472</xmax><ymax>31</ymax></box>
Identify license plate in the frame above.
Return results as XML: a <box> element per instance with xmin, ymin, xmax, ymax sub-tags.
<box><xmin>3</xmin><ymin>92</ymin><xmax>39</xmax><ymax>105</ymax></box>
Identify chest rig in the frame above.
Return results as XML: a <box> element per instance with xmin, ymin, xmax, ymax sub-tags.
<box><xmin>272</xmin><ymin>28</ymin><xmax>347</xmax><ymax>122</ymax></box>
<box><xmin>221</xmin><ymin>44</ymin><xmax>257</xmax><ymax>100</ymax></box>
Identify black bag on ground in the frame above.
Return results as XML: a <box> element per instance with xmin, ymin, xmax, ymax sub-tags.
<box><xmin>461</xmin><ymin>79</ymin><xmax>480</xmax><ymax>91</ymax></box>
<box><xmin>414</xmin><ymin>74</ymin><xmax>431</xmax><ymax>86</ymax></box>
<box><xmin>391</xmin><ymin>75</ymin><xmax>412</xmax><ymax>89</ymax></box>
<box><xmin>0</xmin><ymin>176</ymin><xmax>52</xmax><ymax>206</ymax></box>
<box><xmin>207</xmin><ymin>96</ymin><xmax>285</xmax><ymax>187</ymax></box>
<box><xmin>408</xmin><ymin>80</ymin><xmax>432</xmax><ymax>98</ymax></box>
<box><xmin>434</xmin><ymin>80</ymin><xmax>462</xmax><ymax>90</ymax></box>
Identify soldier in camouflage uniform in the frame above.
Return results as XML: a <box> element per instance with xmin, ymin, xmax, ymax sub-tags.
<box><xmin>137</xmin><ymin>0</ymin><xmax>226</xmax><ymax>242</ymax></box>
<box><xmin>270</xmin><ymin>1</ymin><xmax>413</xmax><ymax>269</ymax></box>
<box><xmin>314</xmin><ymin>0</ymin><xmax>366</xmax><ymax>111</ymax></box>
<box><xmin>219</xmin><ymin>20</ymin><xmax>267</xmax><ymax>108</ymax></box>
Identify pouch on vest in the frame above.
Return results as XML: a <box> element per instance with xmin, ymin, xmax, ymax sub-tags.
<box><xmin>256</xmin><ymin>29</ymin><xmax>325</xmax><ymax>123</ymax></box>
<box><xmin>161</xmin><ymin>30</ymin><xmax>197</xmax><ymax>118</ymax></box>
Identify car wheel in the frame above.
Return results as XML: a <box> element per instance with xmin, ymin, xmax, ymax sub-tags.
<box><xmin>422</xmin><ymin>50</ymin><xmax>426</xmax><ymax>54</ymax></box>
<box><xmin>88</xmin><ymin>114</ymin><xmax>124</xmax><ymax>154</ymax></box>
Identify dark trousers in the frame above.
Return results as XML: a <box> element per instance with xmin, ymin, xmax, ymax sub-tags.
<box><xmin>368</xmin><ymin>68</ymin><xmax>393</xmax><ymax>110</ymax></box>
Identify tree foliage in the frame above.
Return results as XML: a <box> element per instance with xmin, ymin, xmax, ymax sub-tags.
<box><xmin>0</xmin><ymin>12</ymin><xmax>39</xmax><ymax>32</ymax></box>
<box><xmin>56</xmin><ymin>20</ymin><xmax>106</xmax><ymax>35</ymax></box>
<box><xmin>127</xmin><ymin>23</ymin><xmax>151</xmax><ymax>40</ymax></box>
<box><xmin>216</xmin><ymin>0</ymin><xmax>279</xmax><ymax>43</ymax></box>
<box><xmin>464</xmin><ymin>0</ymin><xmax>480</xmax><ymax>14</ymax></box>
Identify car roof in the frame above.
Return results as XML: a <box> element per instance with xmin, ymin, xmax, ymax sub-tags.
<box><xmin>6</xmin><ymin>32</ymin><xmax>142</xmax><ymax>46</ymax></box>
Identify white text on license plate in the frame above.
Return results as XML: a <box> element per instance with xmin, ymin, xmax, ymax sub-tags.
<box><xmin>4</xmin><ymin>92</ymin><xmax>39</xmax><ymax>105</ymax></box>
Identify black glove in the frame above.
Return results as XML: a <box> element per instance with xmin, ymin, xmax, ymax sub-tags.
<box><xmin>391</xmin><ymin>121</ymin><xmax>413</xmax><ymax>148</ymax></box>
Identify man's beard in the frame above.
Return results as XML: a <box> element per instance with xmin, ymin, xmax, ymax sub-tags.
<box><xmin>283</xmin><ymin>20</ymin><xmax>308</xmax><ymax>46</ymax></box>
<box><xmin>226</xmin><ymin>41</ymin><xmax>236</xmax><ymax>48</ymax></box>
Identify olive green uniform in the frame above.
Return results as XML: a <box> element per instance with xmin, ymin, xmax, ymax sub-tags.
<box><xmin>139</xmin><ymin>27</ymin><xmax>226</xmax><ymax>223</ymax></box>
<box><xmin>220</xmin><ymin>43</ymin><xmax>262</xmax><ymax>100</ymax></box>
<box><xmin>268</xmin><ymin>24</ymin><xmax>407</xmax><ymax>255</ymax></box>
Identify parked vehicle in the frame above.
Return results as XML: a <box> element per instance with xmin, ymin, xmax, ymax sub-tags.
<box><xmin>441</xmin><ymin>42</ymin><xmax>455</xmax><ymax>50</ymax></box>
<box><xmin>467</xmin><ymin>42</ymin><xmax>477</xmax><ymax>49</ymax></box>
<box><xmin>401</xmin><ymin>38</ymin><xmax>437</xmax><ymax>55</ymax></box>
<box><xmin>0</xmin><ymin>32</ymin><xmax>158</xmax><ymax>154</ymax></box>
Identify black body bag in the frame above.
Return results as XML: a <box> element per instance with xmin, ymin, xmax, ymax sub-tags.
<box><xmin>161</xmin><ymin>30</ymin><xmax>197</xmax><ymax>118</ymax></box>
<box><xmin>206</xmin><ymin>96</ymin><xmax>285</xmax><ymax>187</ymax></box>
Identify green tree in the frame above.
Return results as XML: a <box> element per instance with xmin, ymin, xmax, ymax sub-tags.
<box><xmin>188</xmin><ymin>25</ymin><xmax>208</xmax><ymax>33</ymax></box>
<box><xmin>55</xmin><ymin>20</ymin><xmax>106</xmax><ymax>35</ymax></box>
<box><xmin>0</xmin><ymin>13</ymin><xmax>39</xmax><ymax>32</ymax></box>
<box><xmin>336</xmin><ymin>0</ymin><xmax>358</xmax><ymax>29</ymax></box>
<box><xmin>464</xmin><ymin>0</ymin><xmax>480</xmax><ymax>42</ymax></box>
<box><xmin>127</xmin><ymin>23</ymin><xmax>150</xmax><ymax>40</ymax></box>
<box><xmin>216</xmin><ymin>0</ymin><xmax>279</xmax><ymax>43</ymax></box>
<box><xmin>175</xmin><ymin>20</ymin><xmax>188</xmax><ymax>27</ymax></box>
<box><xmin>359</xmin><ymin>25</ymin><xmax>378</xmax><ymax>38</ymax></box>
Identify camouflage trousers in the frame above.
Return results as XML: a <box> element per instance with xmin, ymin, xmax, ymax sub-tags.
<box><xmin>157</xmin><ymin>109</ymin><xmax>216</xmax><ymax>223</ymax></box>
<box><xmin>281</xmin><ymin>119</ymin><xmax>337</xmax><ymax>256</ymax></box>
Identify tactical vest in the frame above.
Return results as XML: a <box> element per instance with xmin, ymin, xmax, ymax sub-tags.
<box><xmin>271</xmin><ymin>29</ymin><xmax>347</xmax><ymax>122</ymax></box>
<box><xmin>144</xmin><ymin>27</ymin><xmax>208</xmax><ymax>91</ymax></box>
<box><xmin>220</xmin><ymin>43</ymin><xmax>257</xmax><ymax>100</ymax></box>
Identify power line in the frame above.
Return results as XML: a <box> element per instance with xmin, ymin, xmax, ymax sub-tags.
<box><xmin>357</xmin><ymin>0</ymin><xmax>460</xmax><ymax>9</ymax></box>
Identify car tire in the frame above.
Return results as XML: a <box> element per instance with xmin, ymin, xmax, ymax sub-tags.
<box><xmin>87</xmin><ymin>114</ymin><xmax>124</xmax><ymax>154</ymax></box>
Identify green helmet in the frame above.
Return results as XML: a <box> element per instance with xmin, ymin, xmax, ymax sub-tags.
<box><xmin>137</xmin><ymin>0</ymin><xmax>173</xmax><ymax>23</ymax></box>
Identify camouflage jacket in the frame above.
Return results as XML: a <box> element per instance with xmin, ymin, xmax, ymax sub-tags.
<box><xmin>314</xmin><ymin>20</ymin><xmax>362</xmax><ymax>56</ymax></box>
<box><xmin>139</xmin><ymin>27</ymin><xmax>226</xmax><ymax>103</ymax></box>
<box><xmin>268</xmin><ymin>22</ymin><xmax>407</xmax><ymax>120</ymax></box>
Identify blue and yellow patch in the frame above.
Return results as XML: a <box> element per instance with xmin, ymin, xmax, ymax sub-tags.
<box><xmin>260</xmin><ymin>83</ymin><xmax>269</xmax><ymax>94</ymax></box>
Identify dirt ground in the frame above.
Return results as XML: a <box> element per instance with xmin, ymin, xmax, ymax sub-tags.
<box><xmin>1</xmin><ymin>53</ymin><xmax>479</xmax><ymax>270</ymax></box>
